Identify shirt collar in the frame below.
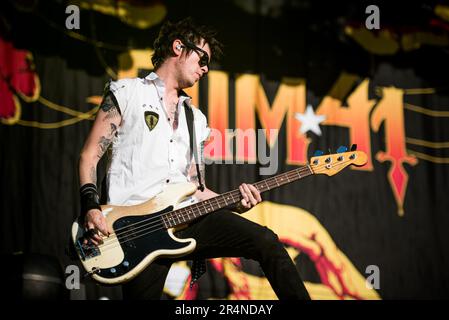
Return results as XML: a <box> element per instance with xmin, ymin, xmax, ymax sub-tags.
<box><xmin>145</xmin><ymin>72</ymin><xmax>192</xmax><ymax>107</ymax></box>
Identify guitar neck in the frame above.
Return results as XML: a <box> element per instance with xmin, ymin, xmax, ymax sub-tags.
<box><xmin>163</xmin><ymin>165</ymin><xmax>314</xmax><ymax>228</ymax></box>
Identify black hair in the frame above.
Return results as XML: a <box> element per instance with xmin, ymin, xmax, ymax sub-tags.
<box><xmin>151</xmin><ymin>17</ymin><xmax>223</xmax><ymax>70</ymax></box>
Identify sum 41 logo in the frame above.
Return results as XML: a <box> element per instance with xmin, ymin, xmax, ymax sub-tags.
<box><xmin>365</xmin><ymin>265</ymin><xmax>380</xmax><ymax>290</ymax></box>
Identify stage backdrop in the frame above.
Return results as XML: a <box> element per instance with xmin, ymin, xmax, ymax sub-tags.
<box><xmin>1</xmin><ymin>0</ymin><xmax>449</xmax><ymax>300</ymax></box>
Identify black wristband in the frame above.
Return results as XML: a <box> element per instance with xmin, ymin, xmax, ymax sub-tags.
<box><xmin>80</xmin><ymin>183</ymin><xmax>101</xmax><ymax>217</ymax></box>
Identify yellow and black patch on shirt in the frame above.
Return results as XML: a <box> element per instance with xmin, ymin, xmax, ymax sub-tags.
<box><xmin>144</xmin><ymin>111</ymin><xmax>159</xmax><ymax>131</ymax></box>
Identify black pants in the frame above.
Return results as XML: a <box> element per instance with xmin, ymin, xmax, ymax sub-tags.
<box><xmin>122</xmin><ymin>210</ymin><xmax>310</xmax><ymax>300</ymax></box>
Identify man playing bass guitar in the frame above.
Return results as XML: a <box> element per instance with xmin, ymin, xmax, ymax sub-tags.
<box><xmin>78</xmin><ymin>17</ymin><xmax>310</xmax><ymax>300</ymax></box>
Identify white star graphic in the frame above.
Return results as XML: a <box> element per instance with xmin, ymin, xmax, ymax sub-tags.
<box><xmin>294</xmin><ymin>105</ymin><xmax>326</xmax><ymax>136</ymax></box>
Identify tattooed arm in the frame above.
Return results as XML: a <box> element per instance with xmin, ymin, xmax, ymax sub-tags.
<box><xmin>79</xmin><ymin>92</ymin><xmax>121</xmax><ymax>186</ymax></box>
<box><xmin>78</xmin><ymin>92</ymin><xmax>121</xmax><ymax>243</ymax></box>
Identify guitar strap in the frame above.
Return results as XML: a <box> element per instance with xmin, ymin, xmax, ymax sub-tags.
<box><xmin>183</xmin><ymin>102</ymin><xmax>205</xmax><ymax>192</ymax></box>
<box><xmin>183</xmin><ymin>101</ymin><xmax>207</xmax><ymax>287</ymax></box>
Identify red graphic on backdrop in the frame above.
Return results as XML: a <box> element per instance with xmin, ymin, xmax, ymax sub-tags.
<box><xmin>0</xmin><ymin>36</ymin><xmax>39</xmax><ymax>123</ymax></box>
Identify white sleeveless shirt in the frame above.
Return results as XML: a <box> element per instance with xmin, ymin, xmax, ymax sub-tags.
<box><xmin>106</xmin><ymin>72</ymin><xmax>210</xmax><ymax>206</ymax></box>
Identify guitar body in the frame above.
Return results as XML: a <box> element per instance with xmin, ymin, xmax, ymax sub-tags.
<box><xmin>71</xmin><ymin>182</ymin><xmax>198</xmax><ymax>285</ymax></box>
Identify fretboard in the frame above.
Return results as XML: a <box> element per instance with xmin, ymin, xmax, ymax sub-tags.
<box><xmin>162</xmin><ymin>165</ymin><xmax>314</xmax><ymax>228</ymax></box>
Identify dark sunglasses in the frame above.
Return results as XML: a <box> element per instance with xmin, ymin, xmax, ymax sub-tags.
<box><xmin>180</xmin><ymin>41</ymin><xmax>210</xmax><ymax>68</ymax></box>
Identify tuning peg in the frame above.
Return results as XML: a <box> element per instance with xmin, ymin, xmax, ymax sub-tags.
<box><xmin>350</xmin><ymin>144</ymin><xmax>357</xmax><ymax>151</ymax></box>
<box><xmin>336</xmin><ymin>146</ymin><xmax>348</xmax><ymax>153</ymax></box>
<box><xmin>313</xmin><ymin>150</ymin><xmax>324</xmax><ymax>157</ymax></box>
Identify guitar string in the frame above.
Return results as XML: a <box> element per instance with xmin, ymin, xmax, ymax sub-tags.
<box><xmin>106</xmin><ymin>164</ymin><xmax>313</xmax><ymax>235</ymax></box>
<box><xmin>90</xmin><ymin>158</ymin><xmax>354</xmax><ymax>255</ymax></box>
<box><xmin>93</xmin><ymin>167</ymin><xmax>312</xmax><ymax>253</ymax></box>
<box><xmin>89</xmin><ymin>158</ymin><xmax>357</xmax><ymax>255</ymax></box>
<box><xmin>90</xmin><ymin>165</ymin><xmax>313</xmax><ymax>245</ymax></box>
<box><xmin>90</xmin><ymin>157</ymin><xmax>355</xmax><ymax>252</ymax></box>
<box><xmin>105</xmin><ymin>153</ymin><xmax>358</xmax><ymax>239</ymax></box>
<box><xmin>93</xmin><ymin>164</ymin><xmax>314</xmax><ymax>247</ymax></box>
<box><xmin>97</xmin><ymin>151</ymin><xmax>355</xmax><ymax>240</ymax></box>
<box><xmin>90</xmin><ymin>157</ymin><xmax>353</xmax><ymax>252</ymax></box>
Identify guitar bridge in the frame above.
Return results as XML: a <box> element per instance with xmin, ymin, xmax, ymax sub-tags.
<box><xmin>75</xmin><ymin>239</ymin><xmax>100</xmax><ymax>261</ymax></box>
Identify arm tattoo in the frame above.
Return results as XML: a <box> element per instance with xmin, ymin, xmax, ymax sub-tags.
<box><xmin>104</xmin><ymin>106</ymin><xmax>120</xmax><ymax>121</ymax></box>
<box><xmin>100</xmin><ymin>93</ymin><xmax>115</xmax><ymax>112</ymax></box>
<box><xmin>90</xmin><ymin>166</ymin><xmax>97</xmax><ymax>185</ymax></box>
<box><xmin>101</xmin><ymin>93</ymin><xmax>120</xmax><ymax>121</ymax></box>
<box><xmin>110</xmin><ymin>123</ymin><xmax>118</xmax><ymax>137</ymax></box>
<box><xmin>97</xmin><ymin>109</ymin><xmax>119</xmax><ymax>159</ymax></box>
<box><xmin>98</xmin><ymin>136</ymin><xmax>112</xmax><ymax>159</ymax></box>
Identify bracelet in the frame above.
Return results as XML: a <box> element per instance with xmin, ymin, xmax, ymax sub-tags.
<box><xmin>80</xmin><ymin>183</ymin><xmax>101</xmax><ymax>217</ymax></box>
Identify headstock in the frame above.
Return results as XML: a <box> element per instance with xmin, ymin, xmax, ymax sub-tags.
<box><xmin>310</xmin><ymin>145</ymin><xmax>367</xmax><ymax>176</ymax></box>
